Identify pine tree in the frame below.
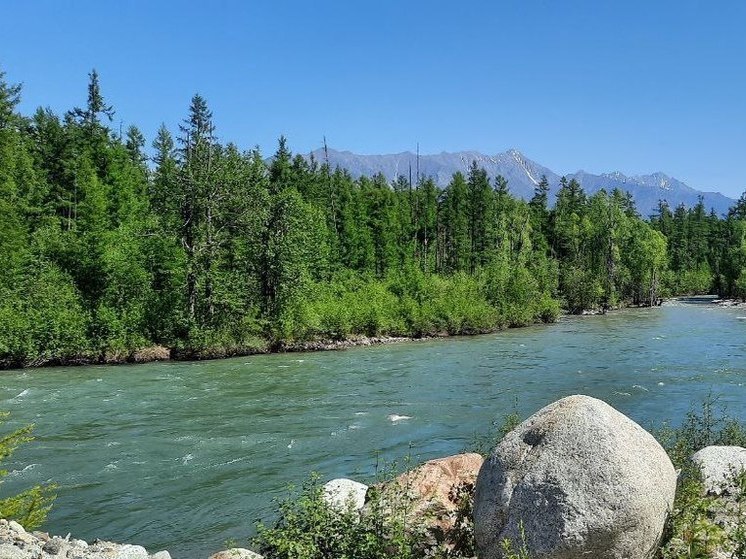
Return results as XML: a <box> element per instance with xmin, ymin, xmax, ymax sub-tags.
<box><xmin>177</xmin><ymin>94</ymin><xmax>216</xmax><ymax>326</ymax></box>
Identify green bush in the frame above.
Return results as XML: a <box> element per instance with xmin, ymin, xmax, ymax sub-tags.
<box><xmin>0</xmin><ymin>263</ymin><xmax>90</xmax><ymax>367</ymax></box>
<box><xmin>654</xmin><ymin>394</ymin><xmax>746</xmax><ymax>470</ymax></box>
<box><xmin>0</xmin><ymin>413</ymin><xmax>55</xmax><ymax>530</ymax></box>
<box><xmin>655</xmin><ymin>395</ymin><xmax>746</xmax><ymax>558</ymax></box>
<box><xmin>255</xmin><ymin>473</ymin><xmax>428</xmax><ymax>559</ymax></box>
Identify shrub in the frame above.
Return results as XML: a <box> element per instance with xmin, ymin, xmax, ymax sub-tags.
<box><xmin>654</xmin><ymin>395</ymin><xmax>746</xmax><ymax>558</ymax></box>
<box><xmin>0</xmin><ymin>413</ymin><xmax>55</xmax><ymax>529</ymax></box>
<box><xmin>255</xmin><ymin>473</ymin><xmax>427</xmax><ymax>559</ymax></box>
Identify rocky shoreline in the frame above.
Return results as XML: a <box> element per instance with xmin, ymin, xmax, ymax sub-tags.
<box><xmin>0</xmin><ymin>519</ymin><xmax>172</xmax><ymax>559</ymax></box>
<box><xmin>8</xmin><ymin>296</ymin><xmax>707</xmax><ymax>371</ymax></box>
<box><xmin>0</xmin><ymin>331</ymin><xmax>478</xmax><ymax>371</ymax></box>
<box><xmin>0</xmin><ymin>518</ymin><xmax>264</xmax><ymax>559</ymax></box>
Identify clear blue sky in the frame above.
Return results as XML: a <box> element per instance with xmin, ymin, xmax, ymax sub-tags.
<box><xmin>2</xmin><ymin>0</ymin><xmax>745</xmax><ymax>197</ymax></box>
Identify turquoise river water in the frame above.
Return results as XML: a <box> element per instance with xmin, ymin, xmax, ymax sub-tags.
<box><xmin>1</xmin><ymin>298</ymin><xmax>745</xmax><ymax>557</ymax></box>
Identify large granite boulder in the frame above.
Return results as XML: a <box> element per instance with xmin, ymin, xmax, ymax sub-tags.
<box><xmin>473</xmin><ymin>395</ymin><xmax>677</xmax><ymax>559</ymax></box>
<box><xmin>691</xmin><ymin>445</ymin><xmax>746</xmax><ymax>495</ymax></box>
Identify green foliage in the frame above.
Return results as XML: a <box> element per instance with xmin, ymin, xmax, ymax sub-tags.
<box><xmin>655</xmin><ymin>395</ymin><xmax>746</xmax><ymax>558</ymax></box>
<box><xmin>2</xmin><ymin>67</ymin><xmax>746</xmax><ymax>368</ymax></box>
<box><xmin>654</xmin><ymin>394</ymin><xmax>746</xmax><ymax>470</ymax></box>
<box><xmin>658</xmin><ymin>466</ymin><xmax>746</xmax><ymax>559</ymax></box>
<box><xmin>467</xmin><ymin>406</ymin><xmax>522</xmax><ymax>458</ymax></box>
<box><xmin>255</xmin><ymin>473</ymin><xmax>428</xmax><ymax>559</ymax></box>
<box><xmin>0</xmin><ymin>263</ymin><xmax>90</xmax><ymax>368</ymax></box>
<box><xmin>500</xmin><ymin>521</ymin><xmax>531</xmax><ymax>559</ymax></box>
<box><xmin>0</xmin><ymin>413</ymin><xmax>55</xmax><ymax>530</ymax></box>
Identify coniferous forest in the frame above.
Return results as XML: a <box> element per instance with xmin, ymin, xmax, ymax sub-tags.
<box><xmin>2</xmin><ymin>69</ymin><xmax>746</xmax><ymax>368</ymax></box>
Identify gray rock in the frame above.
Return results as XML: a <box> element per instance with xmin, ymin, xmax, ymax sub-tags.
<box><xmin>0</xmin><ymin>543</ymin><xmax>23</xmax><ymax>559</ymax></box>
<box><xmin>33</xmin><ymin>532</ymin><xmax>50</xmax><ymax>543</ymax></box>
<box><xmin>322</xmin><ymin>478</ymin><xmax>368</xmax><ymax>513</ymax></box>
<box><xmin>150</xmin><ymin>551</ymin><xmax>171</xmax><ymax>559</ymax></box>
<box><xmin>115</xmin><ymin>544</ymin><xmax>149</xmax><ymax>559</ymax></box>
<box><xmin>474</xmin><ymin>394</ymin><xmax>677</xmax><ymax>559</ymax></box>
<box><xmin>691</xmin><ymin>445</ymin><xmax>746</xmax><ymax>495</ymax></box>
<box><xmin>7</xmin><ymin>522</ymin><xmax>25</xmax><ymax>536</ymax></box>
<box><xmin>42</xmin><ymin>538</ymin><xmax>65</xmax><ymax>555</ymax></box>
<box><xmin>208</xmin><ymin>549</ymin><xmax>263</xmax><ymax>559</ymax></box>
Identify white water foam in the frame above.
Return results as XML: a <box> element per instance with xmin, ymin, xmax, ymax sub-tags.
<box><xmin>9</xmin><ymin>463</ymin><xmax>38</xmax><ymax>476</ymax></box>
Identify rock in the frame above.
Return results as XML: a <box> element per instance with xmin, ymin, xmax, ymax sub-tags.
<box><xmin>474</xmin><ymin>394</ymin><xmax>677</xmax><ymax>559</ymax></box>
<box><xmin>691</xmin><ymin>445</ymin><xmax>746</xmax><ymax>495</ymax></box>
<box><xmin>373</xmin><ymin>453</ymin><xmax>483</xmax><ymax>549</ymax></box>
<box><xmin>42</xmin><ymin>538</ymin><xmax>65</xmax><ymax>555</ymax></box>
<box><xmin>115</xmin><ymin>544</ymin><xmax>149</xmax><ymax>559</ymax></box>
<box><xmin>131</xmin><ymin>346</ymin><xmax>170</xmax><ymax>363</ymax></box>
<box><xmin>85</xmin><ymin>542</ymin><xmax>150</xmax><ymax>559</ymax></box>
<box><xmin>0</xmin><ymin>544</ymin><xmax>23</xmax><ymax>559</ymax></box>
<box><xmin>390</xmin><ymin>452</ymin><xmax>482</xmax><ymax>518</ymax></box>
<box><xmin>8</xmin><ymin>521</ymin><xmax>26</xmax><ymax>536</ymax></box>
<box><xmin>208</xmin><ymin>549</ymin><xmax>263</xmax><ymax>559</ymax></box>
<box><xmin>0</xmin><ymin>522</ymin><xmax>167</xmax><ymax>559</ymax></box>
<box><xmin>322</xmin><ymin>478</ymin><xmax>369</xmax><ymax>512</ymax></box>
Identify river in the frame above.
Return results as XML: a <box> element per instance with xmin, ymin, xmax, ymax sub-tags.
<box><xmin>1</xmin><ymin>298</ymin><xmax>745</xmax><ymax>557</ymax></box>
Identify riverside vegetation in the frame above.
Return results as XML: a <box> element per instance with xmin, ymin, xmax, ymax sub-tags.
<box><xmin>252</xmin><ymin>396</ymin><xmax>746</xmax><ymax>559</ymax></box>
<box><xmin>2</xmin><ymin>68</ymin><xmax>746</xmax><ymax>367</ymax></box>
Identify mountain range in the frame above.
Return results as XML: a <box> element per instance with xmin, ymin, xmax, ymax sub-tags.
<box><xmin>306</xmin><ymin>148</ymin><xmax>736</xmax><ymax>217</ymax></box>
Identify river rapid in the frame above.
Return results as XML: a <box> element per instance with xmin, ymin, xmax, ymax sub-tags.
<box><xmin>1</xmin><ymin>298</ymin><xmax>745</xmax><ymax>557</ymax></box>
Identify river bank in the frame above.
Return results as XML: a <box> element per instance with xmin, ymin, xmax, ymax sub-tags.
<box><xmin>0</xmin><ymin>299</ymin><xmax>673</xmax><ymax>371</ymax></box>
<box><xmin>0</xmin><ymin>326</ymin><xmax>516</xmax><ymax>371</ymax></box>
